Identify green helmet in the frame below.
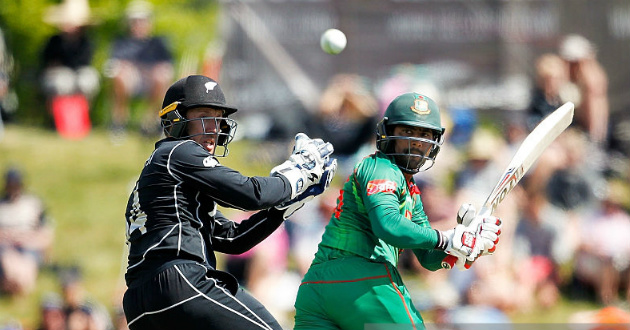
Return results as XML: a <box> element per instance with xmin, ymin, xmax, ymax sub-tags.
<box><xmin>376</xmin><ymin>92</ymin><xmax>445</xmax><ymax>173</ymax></box>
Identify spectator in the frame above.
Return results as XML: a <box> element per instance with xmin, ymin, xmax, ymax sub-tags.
<box><xmin>527</xmin><ymin>53</ymin><xmax>570</xmax><ymax>131</ymax></box>
<box><xmin>573</xmin><ymin>179</ymin><xmax>630</xmax><ymax>305</ymax></box>
<box><xmin>544</xmin><ymin>128</ymin><xmax>602</xmax><ymax>211</ymax></box>
<box><xmin>308</xmin><ymin>74</ymin><xmax>379</xmax><ymax>176</ymax></box>
<box><xmin>40</xmin><ymin>0</ymin><xmax>100</xmax><ymax>105</ymax></box>
<box><xmin>0</xmin><ymin>167</ymin><xmax>54</xmax><ymax>296</ymax></box>
<box><xmin>112</xmin><ymin>306</ymin><xmax>129</xmax><ymax>330</ymax></box>
<box><xmin>0</xmin><ymin>27</ymin><xmax>17</xmax><ymax>125</ymax></box>
<box><xmin>559</xmin><ymin>34</ymin><xmax>609</xmax><ymax>144</ymax></box>
<box><xmin>512</xmin><ymin>193</ymin><xmax>561</xmax><ymax>310</ymax></box>
<box><xmin>454</xmin><ymin>128</ymin><xmax>508</xmax><ymax>208</ymax></box>
<box><xmin>36</xmin><ymin>292</ymin><xmax>66</xmax><ymax>330</ymax></box>
<box><xmin>59</xmin><ymin>267</ymin><xmax>112</xmax><ymax>330</ymax></box>
<box><xmin>104</xmin><ymin>0</ymin><xmax>174</xmax><ymax>139</ymax></box>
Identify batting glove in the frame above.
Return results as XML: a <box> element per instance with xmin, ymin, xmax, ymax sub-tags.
<box><xmin>457</xmin><ymin>203</ymin><xmax>502</xmax><ymax>255</ymax></box>
<box><xmin>437</xmin><ymin>224</ymin><xmax>483</xmax><ymax>262</ymax></box>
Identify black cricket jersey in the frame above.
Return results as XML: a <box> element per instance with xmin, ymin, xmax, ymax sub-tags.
<box><xmin>124</xmin><ymin>138</ymin><xmax>293</xmax><ymax>286</ymax></box>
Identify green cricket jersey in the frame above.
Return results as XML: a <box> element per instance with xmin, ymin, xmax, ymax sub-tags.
<box><xmin>312</xmin><ymin>151</ymin><xmax>447</xmax><ymax>270</ymax></box>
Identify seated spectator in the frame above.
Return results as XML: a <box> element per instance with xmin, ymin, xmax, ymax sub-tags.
<box><xmin>573</xmin><ymin>179</ymin><xmax>630</xmax><ymax>305</ymax></box>
<box><xmin>0</xmin><ymin>167</ymin><xmax>54</xmax><ymax>296</ymax></box>
<box><xmin>513</xmin><ymin>193</ymin><xmax>561</xmax><ymax>310</ymax></box>
<box><xmin>36</xmin><ymin>292</ymin><xmax>66</xmax><ymax>330</ymax></box>
<box><xmin>40</xmin><ymin>0</ymin><xmax>100</xmax><ymax>105</ymax></box>
<box><xmin>104</xmin><ymin>0</ymin><xmax>174</xmax><ymax>138</ymax></box>
<box><xmin>0</xmin><ymin>27</ymin><xmax>17</xmax><ymax>124</ymax></box>
<box><xmin>59</xmin><ymin>266</ymin><xmax>112</xmax><ymax>330</ymax></box>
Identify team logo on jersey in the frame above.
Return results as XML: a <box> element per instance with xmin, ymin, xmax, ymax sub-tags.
<box><xmin>410</xmin><ymin>97</ymin><xmax>430</xmax><ymax>115</ymax></box>
<box><xmin>405</xmin><ymin>210</ymin><xmax>412</xmax><ymax>219</ymax></box>
<box><xmin>203</xmin><ymin>156</ymin><xmax>219</xmax><ymax>167</ymax></box>
<box><xmin>366</xmin><ymin>180</ymin><xmax>397</xmax><ymax>196</ymax></box>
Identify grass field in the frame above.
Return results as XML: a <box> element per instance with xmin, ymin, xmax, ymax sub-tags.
<box><xmin>0</xmin><ymin>124</ymin><xmax>276</xmax><ymax>328</ymax></box>
<box><xmin>0</xmin><ymin>124</ymin><xmax>604</xmax><ymax>329</ymax></box>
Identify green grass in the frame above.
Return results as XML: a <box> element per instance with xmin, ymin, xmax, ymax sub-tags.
<box><xmin>0</xmin><ymin>124</ymin><xmax>604</xmax><ymax>328</ymax></box>
<box><xmin>0</xmin><ymin>125</ymin><xmax>155</xmax><ymax>327</ymax></box>
<box><xmin>0</xmin><ymin>124</ymin><xmax>276</xmax><ymax>328</ymax></box>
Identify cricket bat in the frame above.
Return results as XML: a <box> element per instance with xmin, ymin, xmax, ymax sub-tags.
<box><xmin>443</xmin><ymin>101</ymin><xmax>575</xmax><ymax>269</ymax></box>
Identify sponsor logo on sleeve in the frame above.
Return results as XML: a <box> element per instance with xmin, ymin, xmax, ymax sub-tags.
<box><xmin>366</xmin><ymin>180</ymin><xmax>397</xmax><ymax>196</ymax></box>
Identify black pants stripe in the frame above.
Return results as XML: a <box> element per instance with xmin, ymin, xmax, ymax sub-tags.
<box><xmin>123</xmin><ymin>262</ymin><xmax>282</xmax><ymax>330</ymax></box>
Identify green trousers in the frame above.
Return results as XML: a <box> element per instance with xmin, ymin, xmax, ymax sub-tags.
<box><xmin>293</xmin><ymin>256</ymin><xmax>424</xmax><ymax>330</ymax></box>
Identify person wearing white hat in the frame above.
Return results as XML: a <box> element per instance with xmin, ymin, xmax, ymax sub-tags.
<box><xmin>558</xmin><ymin>34</ymin><xmax>609</xmax><ymax>144</ymax></box>
<box><xmin>40</xmin><ymin>0</ymin><xmax>100</xmax><ymax>103</ymax></box>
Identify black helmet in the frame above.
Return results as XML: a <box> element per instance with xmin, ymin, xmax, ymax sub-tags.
<box><xmin>376</xmin><ymin>92</ymin><xmax>445</xmax><ymax>173</ymax></box>
<box><xmin>159</xmin><ymin>75</ymin><xmax>237</xmax><ymax>156</ymax></box>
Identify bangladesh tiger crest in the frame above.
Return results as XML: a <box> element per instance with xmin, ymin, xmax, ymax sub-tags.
<box><xmin>410</xmin><ymin>96</ymin><xmax>430</xmax><ymax>115</ymax></box>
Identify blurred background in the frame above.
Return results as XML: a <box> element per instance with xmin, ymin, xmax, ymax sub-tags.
<box><xmin>1</xmin><ymin>0</ymin><xmax>630</xmax><ymax>329</ymax></box>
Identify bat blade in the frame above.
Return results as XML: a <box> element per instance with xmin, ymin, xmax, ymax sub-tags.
<box><xmin>443</xmin><ymin>102</ymin><xmax>574</xmax><ymax>270</ymax></box>
<box><xmin>479</xmin><ymin>101</ymin><xmax>574</xmax><ymax>217</ymax></box>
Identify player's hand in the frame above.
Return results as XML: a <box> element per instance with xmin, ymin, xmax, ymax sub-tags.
<box><xmin>456</xmin><ymin>203</ymin><xmax>502</xmax><ymax>255</ymax></box>
<box><xmin>271</xmin><ymin>133</ymin><xmax>335</xmax><ymax>198</ymax></box>
<box><xmin>274</xmin><ymin>158</ymin><xmax>337</xmax><ymax>219</ymax></box>
<box><xmin>438</xmin><ymin>224</ymin><xmax>483</xmax><ymax>263</ymax></box>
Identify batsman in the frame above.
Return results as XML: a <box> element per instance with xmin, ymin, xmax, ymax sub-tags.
<box><xmin>293</xmin><ymin>92</ymin><xmax>503</xmax><ymax>330</ymax></box>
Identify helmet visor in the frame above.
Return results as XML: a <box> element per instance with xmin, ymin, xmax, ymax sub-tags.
<box><xmin>162</xmin><ymin>115</ymin><xmax>237</xmax><ymax>157</ymax></box>
<box><xmin>380</xmin><ymin>135</ymin><xmax>443</xmax><ymax>173</ymax></box>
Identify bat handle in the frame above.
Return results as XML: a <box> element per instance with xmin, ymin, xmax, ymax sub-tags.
<box><xmin>442</xmin><ymin>255</ymin><xmax>458</xmax><ymax>269</ymax></box>
<box><xmin>442</xmin><ymin>255</ymin><xmax>476</xmax><ymax>269</ymax></box>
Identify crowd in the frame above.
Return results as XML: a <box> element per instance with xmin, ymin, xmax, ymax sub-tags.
<box><xmin>32</xmin><ymin>0</ymin><xmax>173</xmax><ymax>142</ymax></box>
<box><xmin>193</xmin><ymin>34</ymin><xmax>630</xmax><ymax>328</ymax></box>
<box><xmin>0</xmin><ymin>0</ymin><xmax>628</xmax><ymax>328</ymax></box>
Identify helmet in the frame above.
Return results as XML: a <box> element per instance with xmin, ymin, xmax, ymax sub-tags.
<box><xmin>376</xmin><ymin>92</ymin><xmax>445</xmax><ymax>173</ymax></box>
<box><xmin>159</xmin><ymin>75</ymin><xmax>238</xmax><ymax>157</ymax></box>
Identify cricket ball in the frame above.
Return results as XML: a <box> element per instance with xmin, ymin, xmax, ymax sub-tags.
<box><xmin>320</xmin><ymin>29</ymin><xmax>347</xmax><ymax>55</ymax></box>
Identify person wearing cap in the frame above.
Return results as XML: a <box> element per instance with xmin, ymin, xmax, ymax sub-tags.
<box><xmin>558</xmin><ymin>34</ymin><xmax>609</xmax><ymax>144</ymax></box>
<box><xmin>40</xmin><ymin>0</ymin><xmax>100</xmax><ymax>104</ymax></box>
<box><xmin>104</xmin><ymin>0</ymin><xmax>174</xmax><ymax>138</ymax></box>
<box><xmin>0</xmin><ymin>167</ymin><xmax>54</xmax><ymax>296</ymax></box>
<box><xmin>293</xmin><ymin>92</ymin><xmax>502</xmax><ymax>330</ymax></box>
<box><xmin>573</xmin><ymin>179</ymin><xmax>630</xmax><ymax>305</ymax></box>
<box><xmin>37</xmin><ymin>292</ymin><xmax>66</xmax><ymax>330</ymax></box>
<box><xmin>121</xmin><ymin>74</ymin><xmax>337</xmax><ymax>330</ymax></box>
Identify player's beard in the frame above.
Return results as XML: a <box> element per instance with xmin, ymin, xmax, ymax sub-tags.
<box><xmin>394</xmin><ymin>148</ymin><xmax>425</xmax><ymax>171</ymax></box>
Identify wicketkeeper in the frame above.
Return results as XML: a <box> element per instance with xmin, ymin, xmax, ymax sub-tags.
<box><xmin>122</xmin><ymin>74</ymin><xmax>336</xmax><ymax>330</ymax></box>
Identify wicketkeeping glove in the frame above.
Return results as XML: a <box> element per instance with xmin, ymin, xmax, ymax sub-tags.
<box><xmin>274</xmin><ymin>158</ymin><xmax>337</xmax><ymax>219</ymax></box>
<box><xmin>271</xmin><ymin>133</ymin><xmax>335</xmax><ymax>199</ymax></box>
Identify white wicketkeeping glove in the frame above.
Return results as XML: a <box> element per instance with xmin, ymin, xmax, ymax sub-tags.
<box><xmin>274</xmin><ymin>158</ymin><xmax>337</xmax><ymax>220</ymax></box>
<box><xmin>271</xmin><ymin>133</ymin><xmax>335</xmax><ymax>199</ymax></box>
